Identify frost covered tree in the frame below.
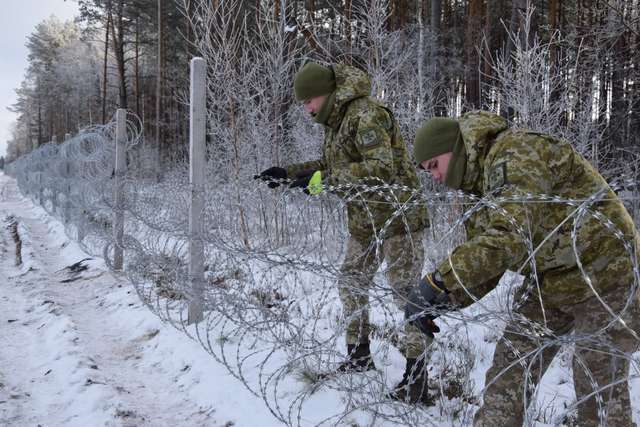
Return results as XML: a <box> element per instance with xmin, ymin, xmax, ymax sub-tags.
<box><xmin>8</xmin><ymin>17</ymin><xmax>83</xmax><ymax>152</ymax></box>
<box><xmin>7</xmin><ymin>0</ymin><xmax>638</xmax><ymax>176</ymax></box>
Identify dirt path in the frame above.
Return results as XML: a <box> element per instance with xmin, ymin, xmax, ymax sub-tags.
<box><xmin>0</xmin><ymin>173</ymin><xmax>215</xmax><ymax>427</ymax></box>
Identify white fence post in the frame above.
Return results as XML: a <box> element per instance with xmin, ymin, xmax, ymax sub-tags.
<box><xmin>188</xmin><ymin>57</ymin><xmax>206</xmax><ymax>324</ymax></box>
<box><xmin>63</xmin><ymin>134</ymin><xmax>71</xmax><ymax>222</ymax></box>
<box><xmin>51</xmin><ymin>146</ymin><xmax>61</xmax><ymax>216</ymax></box>
<box><xmin>38</xmin><ymin>171</ymin><xmax>43</xmax><ymax>206</ymax></box>
<box><xmin>113</xmin><ymin>109</ymin><xmax>127</xmax><ymax>271</ymax></box>
<box><xmin>62</xmin><ymin>147</ymin><xmax>71</xmax><ymax>224</ymax></box>
<box><xmin>60</xmin><ymin>132</ymin><xmax>84</xmax><ymax>241</ymax></box>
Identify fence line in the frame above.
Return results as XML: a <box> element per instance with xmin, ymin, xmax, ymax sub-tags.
<box><xmin>4</xmin><ymin>59</ymin><xmax>640</xmax><ymax>426</ymax></box>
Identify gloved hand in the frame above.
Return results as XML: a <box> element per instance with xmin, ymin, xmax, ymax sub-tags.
<box><xmin>289</xmin><ymin>170</ymin><xmax>314</xmax><ymax>192</ymax></box>
<box><xmin>405</xmin><ymin>271</ymin><xmax>452</xmax><ymax>338</ymax></box>
<box><xmin>254</xmin><ymin>166</ymin><xmax>287</xmax><ymax>188</ymax></box>
<box><xmin>289</xmin><ymin>170</ymin><xmax>324</xmax><ymax>195</ymax></box>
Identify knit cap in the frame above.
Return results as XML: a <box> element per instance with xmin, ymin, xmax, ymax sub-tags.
<box><xmin>294</xmin><ymin>62</ymin><xmax>336</xmax><ymax>102</ymax></box>
<box><xmin>413</xmin><ymin>117</ymin><xmax>460</xmax><ymax>165</ymax></box>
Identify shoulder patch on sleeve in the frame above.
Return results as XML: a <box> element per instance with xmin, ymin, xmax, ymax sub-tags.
<box><xmin>359</xmin><ymin>128</ymin><xmax>381</xmax><ymax>148</ymax></box>
<box><xmin>488</xmin><ymin>161</ymin><xmax>507</xmax><ymax>190</ymax></box>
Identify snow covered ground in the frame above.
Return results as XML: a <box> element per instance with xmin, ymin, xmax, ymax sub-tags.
<box><xmin>1</xmin><ymin>170</ymin><xmax>639</xmax><ymax>427</ymax></box>
<box><xmin>0</xmin><ymin>173</ymin><xmax>279</xmax><ymax>426</ymax></box>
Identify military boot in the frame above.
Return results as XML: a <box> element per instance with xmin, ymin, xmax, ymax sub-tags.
<box><xmin>318</xmin><ymin>343</ymin><xmax>376</xmax><ymax>379</ymax></box>
<box><xmin>387</xmin><ymin>357</ymin><xmax>434</xmax><ymax>405</ymax></box>
<box><xmin>335</xmin><ymin>342</ymin><xmax>376</xmax><ymax>373</ymax></box>
<box><xmin>319</xmin><ymin>343</ymin><xmax>376</xmax><ymax>379</ymax></box>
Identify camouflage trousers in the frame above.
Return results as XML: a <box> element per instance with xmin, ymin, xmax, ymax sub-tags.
<box><xmin>475</xmin><ymin>286</ymin><xmax>640</xmax><ymax>426</ymax></box>
<box><xmin>337</xmin><ymin>231</ymin><xmax>428</xmax><ymax>359</ymax></box>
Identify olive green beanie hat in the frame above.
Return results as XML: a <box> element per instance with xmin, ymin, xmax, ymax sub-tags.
<box><xmin>414</xmin><ymin>117</ymin><xmax>467</xmax><ymax>189</ymax></box>
<box><xmin>413</xmin><ymin>117</ymin><xmax>460</xmax><ymax>165</ymax></box>
<box><xmin>294</xmin><ymin>62</ymin><xmax>336</xmax><ymax>102</ymax></box>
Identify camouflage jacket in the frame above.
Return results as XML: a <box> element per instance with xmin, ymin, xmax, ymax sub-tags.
<box><xmin>287</xmin><ymin>64</ymin><xmax>427</xmax><ymax>242</ymax></box>
<box><xmin>438</xmin><ymin>111</ymin><xmax>639</xmax><ymax>308</ymax></box>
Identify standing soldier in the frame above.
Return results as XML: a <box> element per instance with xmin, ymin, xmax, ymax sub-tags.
<box><xmin>256</xmin><ymin>62</ymin><xmax>430</xmax><ymax>403</ymax></box>
<box><xmin>406</xmin><ymin>111</ymin><xmax>640</xmax><ymax>425</ymax></box>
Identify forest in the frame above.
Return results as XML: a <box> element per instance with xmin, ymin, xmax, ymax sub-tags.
<box><xmin>5</xmin><ymin>0</ymin><xmax>639</xmax><ymax>176</ymax></box>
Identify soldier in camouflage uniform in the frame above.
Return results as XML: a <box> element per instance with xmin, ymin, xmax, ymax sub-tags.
<box><xmin>257</xmin><ymin>62</ymin><xmax>430</xmax><ymax>403</ymax></box>
<box><xmin>407</xmin><ymin>111</ymin><xmax>640</xmax><ymax>425</ymax></box>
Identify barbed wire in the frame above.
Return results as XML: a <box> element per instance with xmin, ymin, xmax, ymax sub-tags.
<box><xmin>4</xmin><ymin>115</ymin><xmax>640</xmax><ymax>426</ymax></box>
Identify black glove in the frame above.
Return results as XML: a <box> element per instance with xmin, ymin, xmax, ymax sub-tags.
<box><xmin>405</xmin><ymin>271</ymin><xmax>452</xmax><ymax>338</ymax></box>
<box><xmin>254</xmin><ymin>166</ymin><xmax>287</xmax><ymax>188</ymax></box>
<box><xmin>288</xmin><ymin>169</ymin><xmax>315</xmax><ymax>194</ymax></box>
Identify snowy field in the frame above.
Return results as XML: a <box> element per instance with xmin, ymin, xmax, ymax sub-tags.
<box><xmin>1</xmin><ymin>170</ymin><xmax>639</xmax><ymax>427</ymax></box>
<box><xmin>0</xmin><ymin>172</ymin><xmax>278</xmax><ymax>426</ymax></box>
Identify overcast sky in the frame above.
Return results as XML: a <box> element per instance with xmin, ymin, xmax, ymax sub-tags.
<box><xmin>0</xmin><ymin>0</ymin><xmax>79</xmax><ymax>158</ymax></box>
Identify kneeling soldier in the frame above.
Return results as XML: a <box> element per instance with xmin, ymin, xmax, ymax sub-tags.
<box><xmin>407</xmin><ymin>111</ymin><xmax>640</xmax><ymax>425</ymax></box>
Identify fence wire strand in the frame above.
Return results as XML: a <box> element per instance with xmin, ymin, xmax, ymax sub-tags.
<box><xmin>5</xmin><ymin>115</ymin><xmax>640</xmax><ymax>426</ymax></box>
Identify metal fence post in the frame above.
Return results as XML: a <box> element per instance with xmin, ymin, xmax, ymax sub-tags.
<box><xmin>188</xmin><ymin>57</ymin><xmax>206</xmax><ymax>324</ymax></box>
<box><xmin>51</xmin><ymin>146</ymin><xmax>60</xmax><ymax>215</ymax></box>
<box><xmin>113</xmin><ymin>109</ymin><xmax>127</xmax><ymax>271</ymax></box>
<box><xmin>61</xmin><ymin>154</ymin><xmax>68</xmax><ymax>222</ymax></box>
<box><xmin>63</xmin><ymin>134</ymin><xmax>71</xmax><ymax>221</ymax></box>
<box><xmin>38</xmin><ymin>171</ymin><xmax>43</xmax><ymax>206</ymax></box>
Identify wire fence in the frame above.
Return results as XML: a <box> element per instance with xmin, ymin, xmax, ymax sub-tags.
<box><xmin>4</xmin><ymin>104</ymin><xmax>640</xmax><ymax>426</ymax></box>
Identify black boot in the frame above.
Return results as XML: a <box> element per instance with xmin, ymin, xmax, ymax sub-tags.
<box><xmin>319</xmin><ymin>343</ymin><xmax>376</xmax><ymax>379</ymax></box>
<box><xmin>388</xmin><ymin>357</ymin><xmax>434</xmax><ymax>405</ymax></box>
<box><xmin>335</xmin><ymin>343</ymin><xmax>376</xmax><ymax>373</ymax></box>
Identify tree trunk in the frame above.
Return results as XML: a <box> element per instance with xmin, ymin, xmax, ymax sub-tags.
<box><xmin>482</xmin><ymin>0</ymin><xmax>495</xmax><ymax>110</ymax></box>
<box><xmin>134</xmin><ymin>16</ymin><xmax>141</xmax><ymax>118</ymax></box>
<box><xmin>398</xmin><ymin>0</ymin><xmax>407</xmax><ymax>29</ymax></box>
<box><xmin>308</xmin><ymin>0</ymin><xmax>315</xmax><ymax>23</ymax></box>
<box><xmin>417</xmin><ymin>0</ymin><xmax>424</xmax><ymax>116</ymax></box>
<box><xmin>464</xmin><ymin>0</ymin><xmax>483</xmax><ymax>109</ymax></box>
<box><xmin>549</xmin><ymin>0</ymin><xmax>561</xmax><ymax>104</ymax></box>
<box><xmin>631</xmin><ymin>5</ymin><xmax>640</xmax><ymax>143</ymax></box>
<box><xmin>156</xmin><ymin>0</ymin><xmax>164</xmax><ymax>175</ymax></box>
<box><xmin>431</xmin><ymin>0</ymin><xmax>441</xmax><ymax>33</ymax></box>
<box><xmin>102</xmin><ymin>8</ymin><xmax>111</xmax><ymax>124</ymax></box>
<box><xmin>387</xmin><ymin>0</ymin><xmax>396</xmax><ymax>31</ymax></box>
<box><xmin>505</xmin><ymin>0</ymin><xmax>527</xmax><ymax>61</ymax></box>
<box><xmin>110</xmin><ymin>0</ymin><xmax>128</xmax><ymax>109</ymax></box>
<box><xmin>610</xmin><ymin>7</ymin><xmax>627</xmax><ymax>147</ymax></box>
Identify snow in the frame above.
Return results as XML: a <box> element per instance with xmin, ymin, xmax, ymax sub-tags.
<box><xmin>0</xmin><ymin>172</ymin><xmax>272</xmax><ymax>426</ymax></box>
<box><xmin>1</xmin><ymin>170</ymin><xmax>639</xmax><ymax>426</ymax></box>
